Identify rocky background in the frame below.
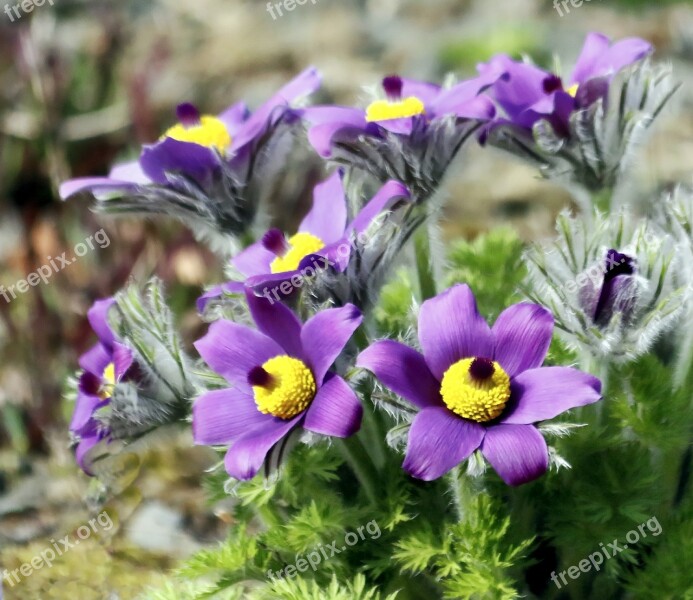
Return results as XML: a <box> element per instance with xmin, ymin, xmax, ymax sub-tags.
<box><xmin>1</xmin><ymin>0</ymin><xmax>692</xmax><ymax>597</ymax></box>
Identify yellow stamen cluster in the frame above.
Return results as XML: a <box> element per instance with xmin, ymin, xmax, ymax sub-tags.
<box><xmin>252</xmin><ymin>356</ymin><xmax>317</xmax><ymax>420</ymax></box>
<box><xmin>440</xmin><ymin>358</ymin><xmax>511</xmax><ymax>423</ymax></box>
<box><xmin>163</xmin><ymin>116</ymin><xmax>231</xmax><ymax>152</ymax></box>
<box><xmin>566</xmin><ymin>83</ymin><xmax>579</xmax><ymax>97</ymax></box>
<box><xmin>100</xmin><ymin>362</ymin><xmax>116</xmax><ymax>400</ymax></box>
<box><xmin>365</xmin><ymin>97</ymin><xmax>426</xmax><ymax>122</ymax></box>
<box><xmin>270</xmin><ymin>232</ymin><xmax>325</xmax><ymax>274</ymax></box>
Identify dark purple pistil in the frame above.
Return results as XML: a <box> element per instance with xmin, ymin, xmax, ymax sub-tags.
<box><xmin>469</xmin><ymin>357</ymin><xmax>495</xmax><ymax>381</ymax></box>
<box><xmin>248</xmin><ymin>366</ymin><xmax>274</xmax><ymax>388</ymax></box>
<box><xmin>262</xmin><ymin>228</ymin><xmax>290</xmax><ymax>257</ymax></box>
<box><xmin>542</xmin><ymin>75</ymin><xmax>564</xmax><ymax>94</ymax></box>
<box><xmin>176</xmin><ymin>103</ymin><xmax>202</xmax><ymax>128</ymax></box>
<box><xmin>383</xmin><ymin>75</ymin><xmax>403</xmax><ymax>101</ymax></box>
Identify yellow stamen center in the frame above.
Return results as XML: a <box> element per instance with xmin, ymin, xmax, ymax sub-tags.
<box><xmin>100</xmin><ymin>363</ymin><xmax>116</xmax><ymax>400</ymax></box>
<box><xmin>365</xmin><ymin>97</ymin><xmax>425</xmax><ymax>122</ymax></box>
<box><xmin>252</xmin><ymin>356</ymin><xmax>317</xmax><ymax>420</ymax></box>
<box><xmin>566</xmin><ymin>84</ymin><xmax>579</xmax><ymax>97</ymax></box>
<box><xmin>163</xmin><ymin>116</ymin><xmax>231</xmax><ymax>152</ymax></box>
<box><xmin>440</xmin><ymin>358</ymin><xmax>511</xmax><ymax>423</ymax></box>
<box><xmin>270</xmin><ymin>232</ymin><xmax>325</xmax><ymax>274</ymax></box>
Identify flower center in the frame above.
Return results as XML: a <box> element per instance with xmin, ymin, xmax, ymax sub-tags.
<box><xmin>100</xmin><ymin>362</ymin><xmax>116</xmax><ymax>400</ymax></box>
<box><xmin>440</xmin><ymin>357</ymin><xmax>511</xmax><ymax>423</ymax></box>
<box><xmin>566</xmin><ymin>83</ymin><xmax>579</xmax><ymax>97</ymax></box>
<box><xmin>366</xmin><ymin>97</ymin><xmax>425</xmax><ymax>122</ymax></box>
<box><xmin>269</xmin><ymin>232</ymin><xmax>325</xmax><ymax>274</ymax></box>
<box><xmin>249</xmin><ymin>356</ymin><xmax>317</xmax><ymax>420</ymax></box>
<box><xmin>162</xmin><ymin>103</ymin><xmax>231</xmax><ymax>152</ymax></box>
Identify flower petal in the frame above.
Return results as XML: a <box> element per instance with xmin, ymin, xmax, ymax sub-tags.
<box><xmin>304</xmin><ymin>374</ymin><xmax>362</xmax><ymax>438</ymax></box>
<box><xmin>196</xmin><ymin>281</ymin><xmax>246</xmax><ymax>314</ymax></box>
<box><xmin>71</xmin><ymin>383</ymin><xmax>104</xmax><ymax>434</ymax></box>
<box><xmin>246</xmin><ymin>289</ymin><xmax>305</xmax><ymax>359</ymax></box>
<box><xmin>298</xmin><ymin>170</ymin><xmax>348</xmax><ymax>244</ymax></box>
<box><xmin>357</xmin><ymin>340</ymin><xmax>442</xmax><ymax>408</ymax></box>
<box><xmin>88</xmin><ymin>298</ymin><xmax>116</xmax><ymax>349</ymax></box>
<box><xmin>109</xmin><ymin>160</ymin><xmax>151</xmax><ymax>184</ymax></box>
<box><xmin>403</xmin><ymin>407</ymin><xmax>485</xmax><ymax>481</ymax></box>
<box><xmin>113</xmin><ymin>342</ymin><xmax>134</xmax><ymax>380</ymax></box>
<box><xmin>194</xmin><ymin>320</ymin><xmax>283</xmax><ymax>389</ymax></box>
<box><xmin>59</xmin><ymin>177</ymin><xmax>140</xmax><ymax>201</ymax></box>
<box><xmin>492</xmin><ymin>303</ymin><xmax>554</xmax><ymax>377</ymax></box>
<box><xmin>140</xmin><ymin>138</ymin><xmax>221</xmax><ymax>186</ymax></box>
<box><xmin>78</xmin><ymin>342</ymin><xmax>111</xmax><ymax>376</ymax></box>
<box><xmin>418</xmin><ymin>284</ymin><xmax>494</xmax><ymax>380</ymax></box>
<box><xmin>192</xmin><ymin>388</ymin><xmax>269</xmax><ymax>445</ymax></box>
<box><xmin>480</xmin><ymin>424</ymin><xmax>548</xmax><ymax>486</ymax></box>
<box><xmin>501</xmin><ymin>367</ymin><xmax>602</xmax><ymax>425</ymax></box>
<box><xmin>348</xmin><ymin>180</ymin><xmax>411</xmax><ymax>236</ymax></box>
<box><xmin>224</xmin><ymin>416</ymin><xmax>302</xmax><ymax>480</ymax></box>
<box><xmin>301</xmin><ymin>304</ymin><xmax>363</xmax><ymax>384</ymax></box>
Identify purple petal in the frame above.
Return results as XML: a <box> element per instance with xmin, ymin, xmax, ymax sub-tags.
<box><xmin>140</xmin><ymin>137</ymin><xmax>221</xmax><ymax>186</ymax></box>
<box><xmin>78</xmin><ymin>343</ymin><xmax>111</xmax><ymax>375</ymax></box>
<box><xmin>244</xmin><ymin>271</ymin><xmax>300</xmax><ymax>300</ymax></box>
<box><xmin>400</xmin><ymin>78</ymin><xmax>442</xmax><ymax>106</ymax></box>
<box><xmin>418</xmin><ymin>284</ymin><xmax>494</xmax><ymax>380</ymax></box>
<box><xmin>348</xmin><ymin>180</ymin><xmax>411</xmax><ymax>236</ymax></box>
<box><xmin>232</xmin><ymin>241</ymin><xmax>275</xmax><ymax>277</ymax></box>
<box><xmin>430</xmin><ymin>68</ymin><xmax>506</xmax><ymax>117</ymax></box>
<box><xmin>109</xmin><ymin>160</ymin><xmax>151</xmax><ymax>184</ymax></box>
<box><xmin>224</xmin><ymin>416</ymin><xmax>302</xmax><ymax>480</ymax></box>
<box><xmin>298</xmin><ymin>170</ymin><xmax>348</xmax><ymax>244</ymax></box>
<box><xmin>71</xmin><ymin>383</ymin><xmax>104</xmax><ymax>434</ymax></box>
<box><xmin>304</xmin><ymin>106</ymin><xmax>368</xmax><ymax>158</ymax></box>
<box><xmin>112</xmin><ymin>342</ymin><xmax>134</xmax><ymax>380</ymax></box>
<box><xmin>192</xmin><ymin>388</ymin><xmax>269</xmax><ymax>445</ymax></box>
<box><xmin>304</xmin><ymin>374</ymin><xmax>362</xmax><ymax>438</ymax></box>
<box><xmin>194</xmin><ymin>320</ymin><xmax>283</xmax><ymax>390</ymax></box>
<box><xmin>75</xmin><ymin>434</ymin><xmax>101</xmax><ymax>475</ymax></box>
<box><xmin>480</xmin><ymin>424</ymin><xmax>548</xmax><ymax>486</ymax></box>
<box><xmin>403</xmin><ymin>407</ymin><xmax>485</xmax><ymax>481</ymax></box>
<box><xmin>501</xmin><ymin>367</ymin><xmax>602</xmax><ymax>425</ymax></box>
<box><xmin>245</xmin><ymin>289</ymin><xmax>305</xmax><ymax>359</ymax></box>
<box><xmin>59</xmin><ymin>177</ymin><xmax>140</xmax><ymax>201</ymax></box>
<box><xmin>357</xmin><ymin>340</ymin><xmax>442</xmax><ymax>409</ymax></box>
<box><xmin>301</xmin><ymin>304</ymin><xmax>363</xmax><ymax>384</ymax></box>
<box><xmin>218</xmin><ymin>101</ymin><xmax>250</xmax><ymax>135</ymax></box>
<box><xmin>87</xmin><ymin>298</ymin><xmax>116</xmax><ymax>349</ymax></box>
<box><xmin>570</xmin><ymin>33</ymin><xmax>651</xmax><ymax>85</ymax></box>
<box><xmin>196</xmin><ymin>281</ymin><xmax>246</xmax><ymax>313</ymax></box>
<box><xmin>569</xmin><ymin>32</ymin><xmax>611</xmax><ymax>85</ymax></box>
<box><xmin>492</xmin><ymin>303</ymin><xmax>554</xmax><ymax>377</ymax></box>
<box><xmin>373</xmin><ymin>116</ymin><xmax>417</xmax><ymax>135</ymax></box>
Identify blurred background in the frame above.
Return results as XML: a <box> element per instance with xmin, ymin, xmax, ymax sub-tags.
<box><xmin>1</xmin><ymin>0</ymin><xmax>693</xmax><ymax>597</ymax></box>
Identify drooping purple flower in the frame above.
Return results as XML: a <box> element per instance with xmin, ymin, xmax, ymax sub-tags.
<box><xmin>578</xmin><ymin>248</ymin><xmax>638</xmax><ymax>327</ymax></box>
<box><xmin>59</xmin><ymin>68</ymin><xmax>321</xmax><ymax>242</ymax></box>
<box><xmin>71</xmin><ymin>298</ymin><xmax>134</xmax><ymax>474</ymax></box>
<box><xmin>483</xmin><ymin>32</ymin><xmax>652</xmax><ymax>136</ymax></box>
<box><xmin>357</xmin><ymin>284</ymin><xmax>602</xmax><ymax>486</ymax></box>
<box><xmin>193</xmin><ymin>290</ymin><xmax>364</xmax><ymax>481</ymax></box>
<box><xmin>304</xmin><ymin>72</ymin><xmax>502</xmax><ymax>200</ymax></box>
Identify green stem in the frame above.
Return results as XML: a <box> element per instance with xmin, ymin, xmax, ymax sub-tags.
<box><xmin>337</xmin><ymin>435</ymin><xmax>380</xmax><ymax>506</ymax></box>
<box><xmin>414</xmin><ymin>226</ymin><xmax>437</xmax><ymax>302</ymax></box>
<box><xmin>449</xmin><ymin>466</ymin><xmax>474</xmax><ymax>522</ymax></box>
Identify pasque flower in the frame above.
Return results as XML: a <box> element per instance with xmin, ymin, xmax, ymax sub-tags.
<box><xmin>193</xmin><ymin>290</ymin><xmax>364</xmax><ymax>481</ymax></box>
<box><xmin>71</xmin><ymin>298</ymin><xmax>134</xmax><ymax>474</ymax></box>
<box><xmin>357</xmin><ymin>284</ymin><xmax>602</xmax><ymax>485</ymax></box>
<box><xmin>482</xmin><ymin>32</ymin><xmax>676</xmax><ymax>194</ymax></box>
<box><xmin>197</xmin><ymin>170</ymin><xmax>411</xmax><ymax>312</ymax></box>
<box><xmin>304</xmin><ymin>73</ymin><xmax>500</xmax><ymax>200</ymax></box>
<box><xmin>60</xmin><ymin>68</ymin><xmax>321</xmax><ymax>245</ymax></box>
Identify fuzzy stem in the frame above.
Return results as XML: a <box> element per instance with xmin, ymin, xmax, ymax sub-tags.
<box><xmin>449</xmin><ymin>466</ymin><xmax>474</xmax><ymax>522</ymax></box>
<box><xmin>414</xmin><ymin>227</ymin><xmax>437</xmax><ymax>301</ymax></box>
<box><xmin>336</xmin><ymin>434</ymin><xmax>380</xmax><ymax>506</ymax></box>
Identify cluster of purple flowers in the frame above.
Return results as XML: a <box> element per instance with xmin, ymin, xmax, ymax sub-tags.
<box><xmin>68</xmin><ymin>31</ymin><xmax>663</xmax><ymax>486</ymax></box>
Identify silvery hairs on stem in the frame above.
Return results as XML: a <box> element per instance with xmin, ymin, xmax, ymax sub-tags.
<box><xmin>523</xmin><ymin>209</ymin><xmax>691</xmax><ymax>364</ymax></box>
<box><xmin>488</xmin><ymin>60</ymin><xmax>678</xmax><ymax>202</ymax></box>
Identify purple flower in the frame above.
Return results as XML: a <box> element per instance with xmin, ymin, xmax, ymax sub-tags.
<box><xmin>579</xmin><ymin>248</ymin><xmax>638</xmax><ymax>327</ymax></box>
<box><xmin>193</xmin><ymin>290</ymin><xmax>364</xmax><ymax>481</ymax></box>
<box><xmin>304</xmin><ymin>73</ymin><xmax>500</xmax><ymax>200</ymax></box>
<box><xmin>59</xmin><ymin>68</ymin><xmax>321</xmax><ymax>238</ymax></box>
<box><xmin>357</xmin><ymin>284</ymin><xmax>602</xmax><ymax>486</ymax></box>
<box><xmin>483</xmin><ymin>32</ymin><xmax>652</xmax><ymax>136</ymax></box>
<box><xmin>71</xmin><ymin>298</ymin><xmax>134</xmax><ymax>474</ymax></box>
